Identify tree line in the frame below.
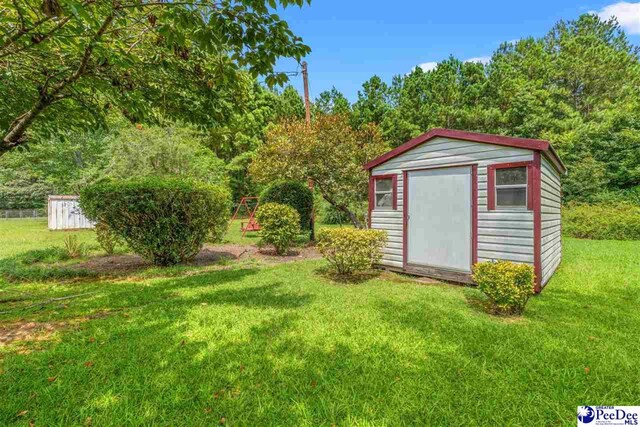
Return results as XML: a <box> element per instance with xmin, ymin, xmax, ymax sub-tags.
<box><xmin>1</xmin><ymin>6</ymin><xmax>639</xmax><ymax>212</ymax></box>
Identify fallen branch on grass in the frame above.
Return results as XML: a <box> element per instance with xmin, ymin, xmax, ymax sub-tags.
<box><xmin>0</xmin><ymin>292</ymin><xmax>97</xmax><ymax>315</ymax></box>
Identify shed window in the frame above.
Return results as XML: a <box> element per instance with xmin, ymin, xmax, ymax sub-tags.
<box><xmin>375</xmin><ymin>178</ymin><xmax>394</xmax><ymax>209</ymax></box>
<box><xmin>495</xmin><ymin>167</ymin><xmax>527</xmax><ymax>208</ymax></box>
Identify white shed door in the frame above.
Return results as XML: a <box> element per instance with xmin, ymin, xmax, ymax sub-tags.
<box><xmin>407</xmin><ymin>166</ymin><xmax>472</xmax><ymax>272</ymax></box>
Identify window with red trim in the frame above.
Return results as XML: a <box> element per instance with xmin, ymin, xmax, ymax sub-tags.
<box><xmin>371</xmin><ymin>175</ymin><xmax>397</xmax><ymax>210</ymax></box>
<box><xmin>487</xmin><ymin>162</ymin><xmax>534</xmax><ymax>210</ymax></box>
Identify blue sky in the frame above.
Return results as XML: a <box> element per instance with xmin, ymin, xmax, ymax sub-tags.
<box><xmin>273</xmin><ymin>0</ymin><xmax>640</xmax><ymax>101</ymax></box>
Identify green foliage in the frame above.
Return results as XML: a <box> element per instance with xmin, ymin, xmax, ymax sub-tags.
<box><xmin>275</xmin><ymin>86</ymin><xmax>306</xmax><ymax>121</ymax></box>
<box><xmin>103</xmin><ymin>125</ymin><xmax>227</xmax><ymax>185</ymax></box>
<box><xmin>251</xmin><ymin>115</ymin><xmax>389</xmax><ymax>228</ymax></box>
<box><xmin>95</xmin><ymin>222</ymin><xmax>124</xmax><ymax>255</ymax></box>
<box><xmin>226</xmin><ymin>151</ymin><xmax>260</xmax><ymax>203</ymax></box>
<box><xmin>350</xmin><ymin>15</ymin><xmax>640</xmax><ymax>203</ymax></box>
<box><xmin>80</xmin><ymin>177</ymin><xmax>231</xmax><ymax>266</ymax></box>
<box><xmin>261</xmin><ymin>181</ymin><xmax>313</xmax><ymax>231</ymax></box>
<box><xmin>317</xmin><ymin>228</ymin><xmax>387</xmax><ymax>275</ymax></box>
<box><xmin>0</xmin><ymin>126</ymin><xmax>110</xmax><ymax>208</ymax></box>
<box><xmin>314</xmin><ymin>87</ymin><xmax>351</xmax><ymax>116</ymax></box>
<box><xmin>472</xmin><ymin>261</ymin><xmax>535</xmax><ymax>315</ymax></box>
<box><xmin>0</xmin><ymin>121</ymin><xmax>228</xmax><ymax>208</ymax></box>
<box><xmin>15</xmin><ymin>247</ymin><xmax>70</xmax><ymax>265</ymax></box>
<box><xmin>1</xmin><ymin>0</ymin><xmax>311</xmax><ymax>154</ymax></box>
<box><xmin>63</xmin><ymin>235</ymin><xmax>86</xmax><ymax>259</ymax></box>
<box><xmin>319</xmin><ymin>200</ymin><xmax>350</xmax><ymax>224</ymax></box>
<box><xmin>352</xmin><ymin>76</ymin><xmax>391</xmax><ymax>128</ymax></box>
<box><xmin>0</xmin><ymin>246</ymin><xmax>92</xmax><ymax>283</ymax></box>
<box><xmin>562</xmin><ymin>202</ymin><xmax>640</xmax><ymax>240</ymax></box>
<box><xmin>255</xmin><ymin>203</ymin><xmax>300</xmax><ymax>255</ymax></box>
<box><xmin>0</xmin><ymin>257</ymin><xmax>94</xmax><ymax>283</ymax></box>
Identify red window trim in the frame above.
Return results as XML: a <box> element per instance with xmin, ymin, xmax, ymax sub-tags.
<box><xmin>369</xmin><ymin>174</ymin><xmax>398</xmax><ymax>213</ymax></box>
<box><xmin>487</xmin><ymin>161</ymin><xmax>534</xmax><ymax>211</ymax></box>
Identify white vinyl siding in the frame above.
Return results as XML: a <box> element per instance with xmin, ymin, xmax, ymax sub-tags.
<box><xmin>540</xmin><ymin>155</ymin><xmax>562</xmax><ymax>286</ymax></box>
<box><xmin>371</xmin><ymin>137</ymin><xmax>535</xmax><ymax>269</ymax></box>
<box><xmin>48</xmin><ymin>196</ymin><xmax>95</xmax><ymax>230</ymax></box>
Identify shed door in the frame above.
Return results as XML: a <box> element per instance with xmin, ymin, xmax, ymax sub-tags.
<box><xmin>407</xmin><ymin>166</ymin><xmax>472</xmax><ymax>272</ymax></box>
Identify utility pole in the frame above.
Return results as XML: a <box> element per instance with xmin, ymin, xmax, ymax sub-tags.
<box><xmin>301</xmin><ymin>61</ymin><xmax>315</xmax><ymax>240</ymax></box>
<box><xmin>301</xmin><ymin>61</ymin><xmax>311</xmax><ymax>125</ymax></box>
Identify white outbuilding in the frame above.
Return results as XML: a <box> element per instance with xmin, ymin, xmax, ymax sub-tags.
<box><xmin>365</xmin><ymin>128</ymin><xmax>566</xmax><ymax>292</ymax></box>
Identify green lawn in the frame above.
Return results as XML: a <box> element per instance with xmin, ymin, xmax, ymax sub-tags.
<box><xmin>0</xmin><ymin>219</ymin><xmax>639</xmax><ymax>425</ymax></box>
<box><xmin>0</xmin><ymin>219</ymin><xmax>97</xmax><ymax>258</ymax></box>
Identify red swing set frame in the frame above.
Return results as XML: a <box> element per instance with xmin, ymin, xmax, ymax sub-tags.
<box><xmin>228</xmin><ymin>197</ymin><xmax>261</xmax><ymax>237</ymax></box>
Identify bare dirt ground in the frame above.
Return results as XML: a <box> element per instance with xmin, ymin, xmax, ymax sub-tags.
<box><xmin>69</xmin><ymin>244</ymin><xmax>321</xmax><ymax>276</ymax></box>
<box><xmin>0</xmin><ymin>310</ymin><xmax>112</xmax><ymax>346</ymax></box>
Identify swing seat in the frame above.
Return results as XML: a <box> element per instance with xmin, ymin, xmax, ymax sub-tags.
<box><xmin>241</xmin><ymin>218</ymin><xmax>261</xmax><ymax>232</ymax></box>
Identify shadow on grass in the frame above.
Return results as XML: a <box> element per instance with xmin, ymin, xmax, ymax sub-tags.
<box><xmin>0</xmin><ymin>247</ymin><xmax>241</xmax><ymax>285</ymax></box>
<box><xmin>313</xmin><ymin>265</ymin><xmax>382</xmax><ymax>284</ymax></box>
<box><xmin>199</xmin><ymin>282</ymin><xmax>313</xmax><ymax>309</ymax></box>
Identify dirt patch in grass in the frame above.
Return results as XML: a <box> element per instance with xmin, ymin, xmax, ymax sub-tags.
<box><xmin>70</xmin><ymin>247</ymin><xmax>240</xmax><ymax>275</ymax></box>
<box><xmin>253</xmin><ymin>245</ymin><xmax>321</xmax><ymax>263</ymax></box>
<box><xmin>0</xmin><ymin>321</ymin><xmax>60</xmax><ymax>345</ymax></box>
<box><xmin>67</xmin><ymin>244</ymin><xmax>320</xmax><ymax>276</ymax></box>
<box><xmin>0</xmin><ymin>310</ymin><xmax>112</xmax><ymax>346</ymax></box>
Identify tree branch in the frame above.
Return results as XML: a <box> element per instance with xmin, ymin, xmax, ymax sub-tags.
<box><xmin>0</xmin><ymin>16</ymin><xmax>72</xmax><ymax>60</ymax></box>
<box><xmin>1</xmin><ymin>13</ymin><xmax>114</xmax><ymax>155</ymax></box>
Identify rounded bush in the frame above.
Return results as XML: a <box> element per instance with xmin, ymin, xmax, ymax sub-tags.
<box><xmin>261</xmin><ymin>181</ymin><xmax>313</xmax><ymax>230</ymax></box>
<box><xmin>80</xmin><ymin>177</ymin><xmax>231</xmax><ymax>266</ymax></box>
<box><xmin>255</xmin><ymin>203</ymin><xmax>300</xmax><ymax>255</ymax></box>
<box><xmin>317</xmin><ymin>228</ymin><xmax>387</xmax><ymax>275</ymax></box>
<box><xmin>472</xmin><ymin>261</ymin><xmax>535</xmax><ymax>315</ymax></box>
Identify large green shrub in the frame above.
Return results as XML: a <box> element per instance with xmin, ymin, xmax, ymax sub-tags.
<box><xmin>80</xmin><ymin>177</ymin><xmax>231</xmax><ymax>266</ymax></box>
<box><xmin>261</xmin><ymin>181</ymin><xmax>313</xmax><ymax>230</ymax></box>
<box><xmin>472</xmin><ymin>261</ymin><xmax>535</xmax><ymax>315</ymax></box>
<box><xmin>317</xmin><ymin>228</ymin><xmax>386</xmax><ymax>275</ymax></box>
<box><xmin>255</xmin><ymin>203</ymin><xmax>300</xmax><ymax>255</ymax></box>
<box><xmin>562</xmin><ymin>202</ymin><xmax>640</xmax><ymax>240</ymax></box>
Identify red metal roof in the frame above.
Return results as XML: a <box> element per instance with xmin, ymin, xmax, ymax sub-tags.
<box><xmin>363</xmin><ymin>128</ymin><xmax>566</xmax><ymax>174</ymax></box>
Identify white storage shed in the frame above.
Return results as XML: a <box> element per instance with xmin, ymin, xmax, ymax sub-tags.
<box><xmin>48</xmin><ymin>195</ymin><xmax>94</xmax><ymax>230</ymax></box>
<box><xmin>365</xmin><ymin>129</ymin><xmax>566</xmax><ymax>292</ymax></box>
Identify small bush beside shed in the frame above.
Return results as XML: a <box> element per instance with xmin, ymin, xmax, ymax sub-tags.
<box><xmin>472</xmin><ymin>261</ymin><xmax>535</xmax><ymax>315</ymax></box>
<box><xmin>317</xmin><ymin>228</ymin><xmax>387</xmax><ymax>275</ymax></box>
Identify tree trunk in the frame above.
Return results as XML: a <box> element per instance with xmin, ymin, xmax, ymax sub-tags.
<box><xmin>321</xmin><ymin>193</ymin><xmax>365</xmax><ymax>229</ymax></box>
<box><xmin>1</xmin><ymin>97</ymin><xmax>52</xmax><ymax>154</ymax></box>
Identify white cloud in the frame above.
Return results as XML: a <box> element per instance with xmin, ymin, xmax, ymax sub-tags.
<box><xmin>593</xmin><ymin>2</ymin><xmax>640</xmax><ymax>34</ymax></box>
<box><xmin>464</xmin><ymin>56</ymin><xmax>491</xmax><ymax>64</ymax></box>
<box><xmin>417</xmin><ymin>61</ymin><xmax>438</xmax><ymax>72</ymax></box>
<box><xmin>410</xmin><ymin>57</ymin><xmax>489</xmax><ymax>75</ymax></box>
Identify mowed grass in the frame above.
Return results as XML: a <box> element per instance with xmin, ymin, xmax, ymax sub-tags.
<box><xmin>0</xmin><ymin>220</ymin><xmax>639</xmax><ymax>425</ymax></box>
<box><xmin>0</xmin><ymin>219</ymin><xmax>97</xmax><ymax>258</ymax></box>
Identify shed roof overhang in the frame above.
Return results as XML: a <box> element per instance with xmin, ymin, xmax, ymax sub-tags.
<box><xmin>363</xmin><ymin>128</ymin><xmax>567</xmax><ymax>175</ymax></box>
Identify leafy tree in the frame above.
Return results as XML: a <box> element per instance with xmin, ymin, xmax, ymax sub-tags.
<box><xmin>0</xmin><ymin>121</ymin><xmax>227</xmax><ymax>207</ymax></box>
<box><xmin>102</xmin><ymin>125</ymin><xmax>227</xmax><ymax>185</ymax></box>
<box><xmin>275</xmin><ymin>85</ymin><xmax>306</xmax><ymax>121</ymax></box>
<box><xmin>0</xmin><ymin>0</ymin><xmax>311</xmax><ymax>155</ymax></box>
<box><xmin>250</xmin><ymin>115</ymin><xmax>388</xmax><ymax>228</ymax></box>
<box><xmin>225</xmin><ymin>151</ymin><xmax>260</xmax><ymax>202</ymax></box>
<box><xmin>352</xmin><ymin>76</ymin><xmax>391</xmax><ymax>128</ymax></box>
<box><xmin>314</xmin><ymin>87</ymin><xmax>351</xmax><ymax>116</ymax></box>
